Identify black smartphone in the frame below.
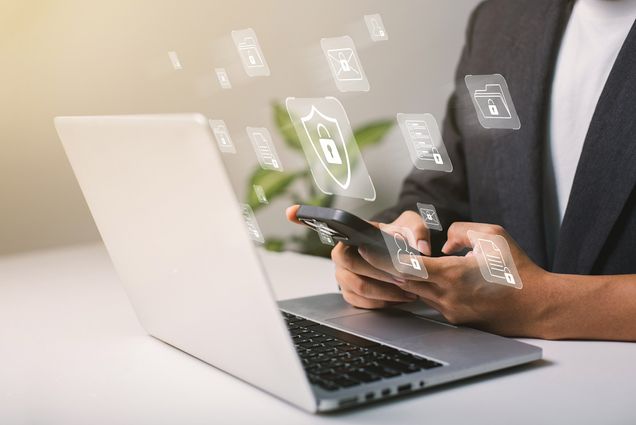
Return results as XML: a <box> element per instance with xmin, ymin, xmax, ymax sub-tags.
<box><xmin>295</xmin><ymin>205</ymin><xmax>424</xmax><ymax>255</ymax></box>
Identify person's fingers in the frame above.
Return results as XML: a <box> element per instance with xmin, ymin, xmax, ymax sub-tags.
<box><xmin>396</xmin><ymin>277</ymin><xmax>444</xmax><ymax>300</ymax></box>
<box><xmin>441</xmin><ymin>222</ymin><xmax>507</xmax><ymax>254</ymax></box>
<box><xmin>335</xmin><ymin>267</ymin><xmax>417</xmax><ymax>302</ymax></box>
<box><xmin>285</xmin><ymin>204</ymin><xmax>301</xmax><ymax>224</ymax></box>
<box><xmin>358</xmin><ymin>244</ymin><xmax>468</xmax><ymax>288</ymax></box>
<box><xmin>335</xmin><ymin>243</ymin><xmax>405</xmax><ymax>285</ymax></box>
<box><xmin>341</xmin><ymin>290</ymin><xmax>393</xmax><ymax>310</ymax></box>
<box><xmin>392</xmin><ymin>211</ymin><xmax>431</xmax><ymax>255</ymax></box>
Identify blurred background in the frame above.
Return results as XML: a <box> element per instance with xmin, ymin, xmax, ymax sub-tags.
<box><xmin>0</xmin><ymin>0</ymin><xmax>480</xmax><ymax>256</ymax></box>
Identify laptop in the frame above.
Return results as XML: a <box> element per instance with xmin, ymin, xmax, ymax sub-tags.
<box><xmin>54</xmin><ymin>114</ymin><xmax>542</xmax><ymax>413</ymax></box>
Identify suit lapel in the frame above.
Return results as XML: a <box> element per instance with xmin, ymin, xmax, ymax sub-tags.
<box><xmin>492</xmin><ymin>1</ymin><xmax>571</xmax><ymax>268</ymax></box>
<box><xmin>553</xmin><ymin>21</ymin><xmax>636</xmax><ymax>274</ymax></box>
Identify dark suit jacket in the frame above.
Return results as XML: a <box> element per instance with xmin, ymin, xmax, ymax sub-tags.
<box><xmin>376</xmin><ymin>0</ymin><xmax>636</xmax><ymax>275</ymax></box>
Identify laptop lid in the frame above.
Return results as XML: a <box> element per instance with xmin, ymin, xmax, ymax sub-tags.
<box><xmin>54</xmin><ymin>114</ymin><xmax>316</xmax><ymax>412</ymax></box>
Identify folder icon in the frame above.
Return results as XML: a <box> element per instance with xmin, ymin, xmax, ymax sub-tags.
<box><xmin>473</xmin><ymin>84</ymin><xmax>512</xmax><ymax>119</ymax></box>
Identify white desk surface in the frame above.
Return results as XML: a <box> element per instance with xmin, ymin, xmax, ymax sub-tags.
<box><xmin>1</xmin><ymin>243</ymin><xmax>635</xmax><ymax>425</ymax></box>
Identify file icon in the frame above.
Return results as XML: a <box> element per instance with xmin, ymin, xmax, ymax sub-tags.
<box><xmin>468</xmin><ymin>230</ymin><xmax>522</xmax><ymax>289</ymax></box>
<box><xmin>465</xmin><ymin>74</ymin><xmax>520</xmax><ymax>130</ymax></box>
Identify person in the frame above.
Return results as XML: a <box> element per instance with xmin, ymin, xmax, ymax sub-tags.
<box><xmin>287</xmin><ymin>0</ymin><xmax>636</xmax><ymax>341</ymax></box>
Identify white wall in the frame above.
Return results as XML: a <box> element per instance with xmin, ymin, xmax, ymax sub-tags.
<box><xmin>0</xmin><ymin>0</ymin><xmax>480</xmax><ymax>255</ymax></box>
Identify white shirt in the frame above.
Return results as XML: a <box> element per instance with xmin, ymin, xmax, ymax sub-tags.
<box><xmin>544</xmin><ymin>0</ymin><xmax>636</xmax><ymax>261</ymax></box>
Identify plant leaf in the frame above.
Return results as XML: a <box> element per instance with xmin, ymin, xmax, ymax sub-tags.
<box><xmin>247</xmin><ymin>168</ymin><xmax>297</xmax><ymax>210</ymax></box>
<box><xmin>264</xmin><ymin>238</ymin><xmax>286</xmax><ymax>252</ymax></box>
<box><xmin>353</xmin><ymin>119</ymin><xmax>394</xmax><ymax>150</ymax></box>
<box><xmin>273</xmin><ymin>102</ymin><xmax>303</xmax><ymax>151</ymax></box>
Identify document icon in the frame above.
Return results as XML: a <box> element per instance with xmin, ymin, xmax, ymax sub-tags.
<box><xmin>364</xmin><ymin>13</ymin><xmax>389</xmax><ymax>42</ymax></box>
<box><xmin>246</xmin><ymin>127</ymin><xmax>283</xmax><ymax>171</ymax></box>
<box><xmin>240</xmin><ymin>204</ymin><xmax>264</xmax><ymax>244</ymax></box>
<box><xmin>321</xmin><ymin>36</ymin><xmax>369</xmax><ymax>92</ymax></box>
<box><xmin>468</xmin><ymin>231</ymin><xmax>522</xmax><ymax>289</ymax></box>
<box><xmin>397</xmin><ymin>113</ymin><xmax>453</xmax><ymax>172</ymax></box>
<box><xmin>465</xmin><ymin>74</ymin><xmax>520</xmax><ymax>130</ymax></box>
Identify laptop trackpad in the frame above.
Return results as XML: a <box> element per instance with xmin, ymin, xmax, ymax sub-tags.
<box><xmin>325</xmin><ymin>309</ymin><xmax>447</xmax><ymax>342</ymax></box>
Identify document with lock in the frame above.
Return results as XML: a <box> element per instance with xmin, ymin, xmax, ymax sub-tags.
<box><xmin>468</xmin><ymin>230</ymin><xmax>523</xmax><ymax>289</ymax></box>
<box><xmin>397</xmin><ymin>113</ymin><xmax>453</xmax><ymax>172</ymax></box>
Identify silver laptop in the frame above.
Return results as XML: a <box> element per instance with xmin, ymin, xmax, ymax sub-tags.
<box><xmin>55</xmin><ymin>114</ymin><xmax>541</xmax><ymax>413</ymax></box>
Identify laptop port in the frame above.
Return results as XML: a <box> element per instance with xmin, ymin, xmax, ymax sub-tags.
<box><xmin>381</xmin><ymin>388</ymin><xmax>391</xmax><ymax>397</ymax></box>
<box><xmin>365</xmin><ymin>392</ymin><xmax>375</xmax><ymax>401</ymax></box>
<box><xmin>397</xmin><ymin>383</ymin><xmax>412</xmax><ymax>394</ymax></box>
<box><xmin>338</xmin><ymin>397</ymin><xmax>358</xmax><ymax>408</ymax></box>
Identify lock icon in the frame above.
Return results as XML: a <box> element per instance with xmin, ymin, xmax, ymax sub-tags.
<box><xmin>432</xmin><ymin>147</ymin><xmax>443</xmax><ymax>164</ymax></box>
<box><xmin>503</xmin><ymin>267</ymin><xmax>515</xmax><ymax>284</ymax></box>
<box><xmin>488</xmin><ymin>98</ymin><xmax>499</xmax><ymax>116</ymax></box>
<box><xmin>317</xmin><ymin>124</ymin><xmax>342</xmax><ymax>165</ymax></box>
<box><xmin>409</xmin><ymin>253</ymin><xmax>421</xmax><ymax>271</ymax></box>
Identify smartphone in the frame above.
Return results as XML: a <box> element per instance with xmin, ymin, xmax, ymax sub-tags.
<box><xmin>295</xmin><ymin>205</ymin><xmax>424</xmax><ymax>255</ymax></box>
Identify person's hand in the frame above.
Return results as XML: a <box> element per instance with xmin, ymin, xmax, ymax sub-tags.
<box><xmin>358</xmin><ymin>222</ymin><xmax>552</xmax><ymax>336</ymax></box>
<box><xmin>285</xmin><ymin>205</ymin><xmax>430</xmax><ymax>309</ymax></box>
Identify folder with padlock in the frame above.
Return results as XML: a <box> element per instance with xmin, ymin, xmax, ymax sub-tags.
<box><xmin>473</xmin><ymin>83</ymin><xmax>512</xmax><ymax>119</ymax></box>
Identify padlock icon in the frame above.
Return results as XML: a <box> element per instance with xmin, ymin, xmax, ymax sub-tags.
<box><xmin>503</xmin><ymin>267</ymin><xmax>515</xmax><ymax>284</ymax></box>
<box><xmin>372</xmin><ymin>19</ymin><xmax>385</xmax><ymax>37</ymax></box>
<box><xmin>488</xmin><ymin>98</ymin><xmax>499</xmax><ymax>116</ymax></box>
<box><xmin>409</xmin><ymin>253</ymin><xmax>421</xmax><ymax>270</ymax></box>
<box><xmin>317</xmin><ymin>124</ymin><xmax>342</xmax><ymax>165</ymax></box>
<box><xmin>432</xmin><ymin>147</ymin><xmax>443</xmax><ymax>165</ymax></box>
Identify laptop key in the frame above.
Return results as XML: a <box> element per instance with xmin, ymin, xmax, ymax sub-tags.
<box><xmin>347</xmin><ymin>369</ymin><xmax>381</xmax><ymax>383</ymax></box>
<box><xmin>333</xmin><ymin>377</ymin><xmax>359</xmax><ymax>388</ymax></box>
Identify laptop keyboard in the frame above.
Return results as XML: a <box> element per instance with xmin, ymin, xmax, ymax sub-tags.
<box><xmin>282</xmin><ymin>311</ymin><xmax>443</xmax><ymax>392</ymax></box>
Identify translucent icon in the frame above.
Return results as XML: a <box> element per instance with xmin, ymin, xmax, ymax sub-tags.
<box><xmin>168</xmin><ymin>51</ymin><xmax>182</xmax><ymax>70</ymax></box>
<box><xmin>315</xmin><ymin>222</ymin><xmax>336</xmax><ymax>246</ymax></box>
<box><xmin>246</xmin><ymin>127</ymin><xmax>283</xmax><ymax>172</ymax></box>
<box><xmin>209</xmin><ymin>119</ymin><xmax>236</xmax><ymax>154</ymax></box>
<box><xmin>467</xmin><ymin>230</ymin><xmax>522</xmax><ymax>289</ymax></box>
<box><xmin>286</xmin><ymin>97</ymin><xmax>376</xmax><ymax>201</ymax></box>
<box><xmin>465</xmin><ymin>74</ymin><xmax>520</xmax><ymax>130</ymax></box>
<box><xmin>298</xmin><ymin>218</ymin><xmax>339</xmax><ymax>247</ymax></box>
<box><xmin>364</xmin><ymin>14</ymin><xmax>388</xmax><ymax>41</ymax></box>
<box><xmin>416</xmin><ymin>202</ymin><xmax>442</xmax><ymax>231</ymax></box>
<box><xmin>397</xmin><ymin>113</ymin><xmax>453</xmax><ymax>172</ymax></box>
<box><xmin>240</xmin><ymin>204</ymin><xmax>264</xmax><ymax>244</ymax></box>
<box><xmin>215</xmin><ymin>68</ymin><xmax>232</xmax><ymax>89</ymax></box>
<box><xmin>232</xmin><ymin>28</ymin><xmax>270</xmax><ymax>77</ymax></box>
<box><xmin>321</xmin><ymin>36</ymin><xmax>370</xmax><ymax>92</ymax></box>
<box><xmin>253</xmin><ymin>184</ymin><xmax>268</xmax><ymax>204</ymax></box>
<box><xmin>380</xmin><ymin>223</ymin><xmax>428</xmax><ymax>278</ymax></box>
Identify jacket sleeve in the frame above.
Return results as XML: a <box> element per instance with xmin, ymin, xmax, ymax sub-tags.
<box><xmin>372</xmin><ymin>2</ymin><xmax>485</xmax><ymax>255</ymax></box>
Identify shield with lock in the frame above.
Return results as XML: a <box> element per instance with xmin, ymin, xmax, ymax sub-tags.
<box><xmin>300</xmin><ymin>105</ymin><xmax>351</xmax><ymax>190</ymax></box>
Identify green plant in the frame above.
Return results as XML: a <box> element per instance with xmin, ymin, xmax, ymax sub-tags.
<box><xmin>246</xmin><ymin>101</ymin><xmax>393</xmax><ymax>257</ymax></box>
